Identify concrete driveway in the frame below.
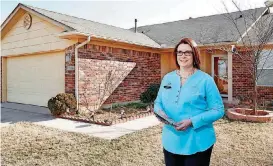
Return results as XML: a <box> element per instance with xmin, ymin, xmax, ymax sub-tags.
<box><xmin>1</xmin><ymin>102</ymin><xmax>54</xmax><ymax>127</ymax></box>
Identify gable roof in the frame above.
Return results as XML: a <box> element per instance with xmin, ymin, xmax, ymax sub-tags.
<box><xmin>134</xmin><ymin>7</ymin><xmax>269</xmax><ymax>48</ymax></box>
<box><xmin>1</xmin><ymin>3</ymin><xmax>161</xmax><ymax>48</ymax></box>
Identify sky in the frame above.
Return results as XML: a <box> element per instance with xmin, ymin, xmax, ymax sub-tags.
<box><xmin>0</xmin><ymin>0</ymin><xmax>267</xmax><ymax>29</ymax></box>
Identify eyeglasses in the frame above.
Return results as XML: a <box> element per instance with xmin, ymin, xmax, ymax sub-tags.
<box><xmin>176</xmin><ymin>51</ymin><xmax>193</xmax><ymax>57</ymax></box>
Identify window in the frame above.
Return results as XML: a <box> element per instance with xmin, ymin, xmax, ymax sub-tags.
<box><xmin>257</xmin><ymin>50</ymin><xmax>273</xmax><ymax>86</ymax></box>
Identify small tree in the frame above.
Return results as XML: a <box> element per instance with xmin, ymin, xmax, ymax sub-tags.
<box><xmin>222</xmin><ymin>0</ymin><xmax>273</xmax><ymax>113</ymax></box>
<box><xmin>79</xmin><ymin>58</ymin><xmax>136</xmax><ymax>119</ymax></box>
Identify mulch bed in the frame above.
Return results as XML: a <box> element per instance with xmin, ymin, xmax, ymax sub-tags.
<box><xmin>57</xmin><ymin>106</ymin><xmax>154</xmax><ymax>126</ymax></box>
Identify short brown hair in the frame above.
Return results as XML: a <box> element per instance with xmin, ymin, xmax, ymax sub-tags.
<box><xmin>173</xmin><ymin>38</ymin><xmax>201</xmax><ymax>69</ymax></box>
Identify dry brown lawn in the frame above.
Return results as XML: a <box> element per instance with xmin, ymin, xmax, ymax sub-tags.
<box><xmin>1</xmin><ymin>118</ymin><xmax>273</xmax><ymax>166</ymax></box>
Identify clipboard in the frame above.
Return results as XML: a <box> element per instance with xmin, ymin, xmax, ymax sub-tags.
<box><xmin>154</xmin><ymin>111</ymin><xmax>177</xmax><ymax>127</ymax></box>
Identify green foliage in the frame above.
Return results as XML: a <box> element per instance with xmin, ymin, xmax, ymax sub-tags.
<box><xmin>48</xmin><ymin>93</ymin><xmax>77</xmax><ymax>116</ymax></box>
<box><xmin>140</xmin><ymin>84</ymin><xmax>160</xmax><ymax>103</ymax></box>
<box><xmin>124</xmin><ymin>102</ymin><xmax>149</xmax><ymax>109</ymax></box>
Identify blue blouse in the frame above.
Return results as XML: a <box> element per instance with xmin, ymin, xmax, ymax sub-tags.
<box><xmin>154</xmin><ymin>70</ymin><xmax>224</xmax><ymax>155</ymax></box>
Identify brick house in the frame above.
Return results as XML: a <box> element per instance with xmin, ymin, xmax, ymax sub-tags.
<box><xmin>1</xmin><ymin>3</ymin><xmax>273</xmax><ymax>110</ymax></box>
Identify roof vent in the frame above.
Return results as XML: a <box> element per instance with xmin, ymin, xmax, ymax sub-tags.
<box><xmin>134</xmin><ymin>19</ymin><xmax>137</xmax><ymax>33</ymax></box>
<box><xmin>235</xmin><ymin>14</ymin><xmax>243</xmax><ymax>20</ymax></box>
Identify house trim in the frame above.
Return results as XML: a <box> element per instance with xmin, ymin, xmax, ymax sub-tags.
<box><xmin>1</xmin><ymin>3</ymin><xmax>74</xmax><ymax>38</ymax></box>
<box><xmin>211</xmin><ymin>54</ymin><xmax>233</xmax><ymax>101</ymax></box>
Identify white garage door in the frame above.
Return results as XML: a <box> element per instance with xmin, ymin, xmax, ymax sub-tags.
<box><xmin>7</xmin><ymin>52</ymin><xmax>65</xmax><ymax>106</ymax></box>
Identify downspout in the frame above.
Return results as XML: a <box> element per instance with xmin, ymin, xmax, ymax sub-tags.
<box><xmin>75</xmin><ymin>35</ymin><xmax>91</xmax><ymax>110</ymax></box>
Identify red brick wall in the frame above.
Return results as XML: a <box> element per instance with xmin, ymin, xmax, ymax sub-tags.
<box><xmin>232</xmin><ymin>52</ymin><xmax>273</xmax><ymax>105</ymax></box>
<box><xmin>65</xmin><ymin>44</ymin><xmax>76</xmax><ymax>94</ymax></box>
<box><xmin>65</xmin><ymin>44</ymin><xmax>161</xmax><ymax>108</ymax></box>
<box><xmin>78</xmin><ymin>58</ymin><xmax>136</xmax><ymax>110</ymax></box>
<box><xmin>232</xmin><ymin>52</ymin><xmax>254</xmax><ymax>102</ymax></box>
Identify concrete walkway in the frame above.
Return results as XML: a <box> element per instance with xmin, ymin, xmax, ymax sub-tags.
<box><xmin>1</xmin><ymin>103</ymin><xmax>160</xmax><ymax>139</ymax></box>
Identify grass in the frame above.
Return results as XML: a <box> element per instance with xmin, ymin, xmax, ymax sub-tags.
<box><xmin>1</xmin><ymin>119</ymin><xmax>273</xmax><ymax>166</ymax></box>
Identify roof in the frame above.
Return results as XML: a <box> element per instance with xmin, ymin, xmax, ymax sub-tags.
<box><xmin>241</xmin><ymin>12</ymin><xmax>273</xmax><ymax>44</ymax></box>
<box><xmin>2</xmin><ymin>3</ymin><xmax>272</xmax><ymax>49</ymax></box>
<box><xmin>2</xmin><ymin>3</ymin><xmax>161</xmax><ymax>48</ymax></box>
<box><xmin>134</xmin><ymin>7</ymin><xmax>268</xmax><ymax>47</ymax></box>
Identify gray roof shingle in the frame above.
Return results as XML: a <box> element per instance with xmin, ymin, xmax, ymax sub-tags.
<box><xmin>22</xmin><ymin>4</ymin><xmax>161</xmax><ymax>48</ymax></box>
<box><xmin>241</xmin><ymin>12</ymin><xmax>273</xmax><ymax>44</ymax></box>
<box><xmin>134</xmin><ymin>7</ymin><xmax>268</xmax><ymax>47</ymax></box>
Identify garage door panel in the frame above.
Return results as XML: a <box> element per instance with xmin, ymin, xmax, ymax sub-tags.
<box><xmin>8</xmin><ymin>75</ymin><xmax>64</xmax><ymax>82</ymax></box>
<box><xmin>8</xmin><ymin>82</ymin><xmax>63</xmax><ymax>94</ymax></box>
<box><xmin>7</xmin><ymin>52</ymin><xmax>65</xmax><ymax>106</ymax></box>
<box><xmin>8</xmin><ymin>93</ymin><xmax>52</xmax><ymax>107</ymax></box>
<box><xmin>7</xmin><ymin>87</ymin><xmax>64</xmax><ymax>95</ymax></box>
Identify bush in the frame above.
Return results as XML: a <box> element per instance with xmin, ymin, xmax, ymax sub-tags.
<box><xmin>48</xmin><ymin>93</ymin><xmax>77</xmax><ymax>116</ymax></box>
<box><xmin>124</xmin><ymin>102</ymin><xmax>149</xmax><ymax>109</ymax></box>
<box><xmin>140</xmin><ymin>84</ymin><xmax>160</xmax><ymax>103</ymax></box>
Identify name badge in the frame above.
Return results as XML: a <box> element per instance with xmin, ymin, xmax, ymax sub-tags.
<box><xmin>164</xmin><ymin>83</ymin><xmax>172</xmax><ymax>89</ymax></box>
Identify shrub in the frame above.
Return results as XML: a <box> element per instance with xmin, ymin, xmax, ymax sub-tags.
<box><xmin>48</xmin><ymin>93</ymin><xmax>77</xmax><ymax>116</ymax></box>
<box><xmin>124</xmin><ymin>102</ymin><xmax>149</xmax><ymax>109</ymax></box>
<box><xmin>140</xmin><ymin>84</ymin><xmax>160</xmax><ymax>103</ymax></box>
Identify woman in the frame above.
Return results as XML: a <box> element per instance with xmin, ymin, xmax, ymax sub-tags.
<box><xmin>154</xmin><ymin>38</ymin><xmax>224</xmax><ymax>166</ymax></box>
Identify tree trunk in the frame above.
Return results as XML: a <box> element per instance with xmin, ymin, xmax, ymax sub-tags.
<box><xmin>253</xmin><ymin>85</ymin><xmax>257</xmax><ymax>115</ymax></box>
<box><xmin>252</xmin><ymin>54</ymin><xmax>257</xmax><ymax>115</ymax></box>
<box><xmin>109</xmin><ymin>99</ymin><xmax>113</xmax><ymax>118</ymax></box>
<box><xmin>253</xmin><ymin>83</ymin><xmax>258</xmax><ymax>114</ymax></box>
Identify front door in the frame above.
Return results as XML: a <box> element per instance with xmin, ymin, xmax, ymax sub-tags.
<box><xmin>212</xmin><ymin>55</ymin><xmax>228</xmax><ymax>97</ymax></box>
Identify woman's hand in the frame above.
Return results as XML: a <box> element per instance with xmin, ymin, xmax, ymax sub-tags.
<box><xmin>175</xmin><ymin>119</ymin><xmax>192</xmax><ymax>131</ymax></box>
